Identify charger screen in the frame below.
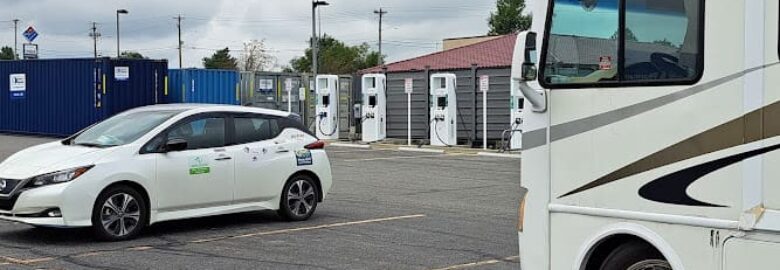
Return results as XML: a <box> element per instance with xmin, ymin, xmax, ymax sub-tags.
<box><xmin>322</xmin><ymin>95</ymin><xmax>330</xmax><ymax>106</ymax></box>
<box><xmin>369</xmin><ymin>96</ymin><xmax>377</xmax><ymax>106</ymax></box>
<box><xmin>437</xmin><ymin>97</ymin><xmax>448</xmax><ymax>108</ymax></box>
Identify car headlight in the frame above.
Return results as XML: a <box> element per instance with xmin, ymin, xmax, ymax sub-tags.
<box><xmin>28</xmin><ymin>166</ymin><xmax>94</xmax><ymax>188</ymax></box>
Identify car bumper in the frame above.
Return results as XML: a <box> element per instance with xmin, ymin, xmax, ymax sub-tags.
<box><xmin>0</xmin><ymin>213</ymin><xmax>67</xmax><ymax>227</ymax></box>
<box><xmin>0</xmin><ymin>183</ymin><xmax>92</xmax><ymax>228</ymax></box>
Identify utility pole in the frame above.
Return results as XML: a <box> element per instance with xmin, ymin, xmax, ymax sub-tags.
<box><xmin>175</xmin><ymin>15</ymin><xmax>183</xmax><ymax>68</ymax></box>
<box><xmin>89</xmin><ymin>22</ymin><xmax>101</xmax><ymax>58</ymax></box>
<box><xmin>12</xmin><ymin>19</ymin><xmax>19</xmax><ymax>59</ymax></box>
<box><xmin>373</xmin><ymin>8</ymin><xmax>387</xmax><ymax>64</ymax></box>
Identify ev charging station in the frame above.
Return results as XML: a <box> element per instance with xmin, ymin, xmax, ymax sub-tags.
<box><xmin>361</xmin><ymin>74</ymin><xmax>386</xmax><ymax>142</ymax></box>
<box><xmin>509</xmin><ymin>88</ymin><xmax>524</xmax><ymax>150</ymax></box>
<box><xmin>315</xmin><ymin>75</ymin><xmax>339</xmax><ymax>140</ymax></box>
<box><xmin>429</xmin><ymin>73</ymin><xmax>458</xmax><ymax>146</ymax></box>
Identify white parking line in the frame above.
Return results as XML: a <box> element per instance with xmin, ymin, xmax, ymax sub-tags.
<box><xmin>477</xmin><ymin>152</ymin><xmax>521</xmax><ymax>159</ymax></box>
<box><xmin>329</xmin><ymin>143</ymin><xmax>372</xmax><ymax>149</ymax></box>
<box><xmin>429</xmin><ymin>256</ymin><xmax>519</xmax><ymax>270</ymax></box>
<box><xmin>343</xmin><ymin>154</ymin><xmax>449</xmax><ymax>162</ymax></box>
<box><xmin>398</xmin><ymin>147</ymin><xmax>446</xmax><ymax>154</ymax></box>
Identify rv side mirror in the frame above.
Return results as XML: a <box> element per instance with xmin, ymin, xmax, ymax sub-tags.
<box><xmin>520</xmin><ymin>31</ymin><xmax>538</xmax><ymax>82</ymax></box>
<box><xmin>521</xmin><ymin>63</ymin><xmax>537</xmax><ymax>81</ymax></box>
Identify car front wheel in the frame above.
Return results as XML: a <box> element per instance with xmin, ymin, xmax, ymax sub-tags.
<box><xmin>91</xmin><ymin>185</ymin><xmax>147</xmax><ymax>241</ymax></box>
<box><xmin>278</xmin><ymin>175</ymin><xmax>319</xmax><ymax>221</ymax></box>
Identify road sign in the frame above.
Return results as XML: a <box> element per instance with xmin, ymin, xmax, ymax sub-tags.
<box><xmin>285</xmin><ymin>78</ymin><xmax>293</xmax><ymax>92</ymax></box>
<box><xmin>404</xmin><ymin>78</ymin><xmax>413</xmax><ymax>94</ymax></box>
<box><xmin>22</xmin><ymin>26</ymin><xmax>38</xmax><ymax>43</ymax></box>
<box><xmin>480</xmin><ymin>75</ymin><xmax>490</xmax><ymax>92</ymax></box>
<box><xmin>22</xmin><ymin>44</ymin><xmax>38</xmax><ymax>60</ymax></box>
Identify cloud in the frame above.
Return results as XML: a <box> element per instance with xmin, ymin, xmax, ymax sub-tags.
<box><xmin>0</xmin><ymin>0</ymin><xmax>498</xmax><ymax>70</ymax></box>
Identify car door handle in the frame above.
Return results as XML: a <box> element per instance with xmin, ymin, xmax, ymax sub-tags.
<box><xmin>215</xmin><ymin>156</ymin><xmax>232</xmax><ymax>161</ymax></box>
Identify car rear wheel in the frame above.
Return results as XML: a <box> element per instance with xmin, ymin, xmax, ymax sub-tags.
<box><xmin>599</xmin><ymin>241</ymin><xmax>671</xmax><ymax>270</ymax></box>
<box><xmin>91</xmin><ymin>185</ymin><xmax>147</xmax><ymax>241</ymax></box>
<box><xmin>278</xmin><ymin>175</ymin><xmax>319</xmax><ymax>221</ymax></box>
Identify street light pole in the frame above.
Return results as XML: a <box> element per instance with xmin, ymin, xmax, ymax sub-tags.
<box><xmin>312</xmin><ymin>1</ymin><xmax>329</xmax><ymax>79</ymax></box>
<box><xmin>116</xmin><ymin>9</ymin><xmax>128</xmax><ymax>58</ymax></box>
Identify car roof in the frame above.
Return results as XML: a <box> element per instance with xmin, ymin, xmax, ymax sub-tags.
<box><xmin>127</xmin><ymin>104</ymin><xmax>291</xmax><ymax>117</ymax></box>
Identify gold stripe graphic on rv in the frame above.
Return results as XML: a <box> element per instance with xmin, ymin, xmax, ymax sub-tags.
<box><xmin>560</xmin><ymin>100</ymin><xmax>780</xmax><ymax>198</ymax></box>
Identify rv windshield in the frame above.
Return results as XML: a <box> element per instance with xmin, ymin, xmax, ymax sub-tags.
<box><xmin>543</xmin><ymin>0</ymin><xmax>701</xmax><ymax>85</ymax></box>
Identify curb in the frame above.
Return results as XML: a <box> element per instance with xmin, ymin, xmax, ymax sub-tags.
<box><xmin>477</xmin><ymin>152</ymin><xmax>522</xmax><ymax>159</ymax></box>
<box><xmin>398</xmin><ymin>147</ymin><xmax>446</xmax><ymax>154</ymax></box>
<box><xmin>329</xmin><ymin>143</ymin><xmax>371</xmax><ymax>149</ymax></box>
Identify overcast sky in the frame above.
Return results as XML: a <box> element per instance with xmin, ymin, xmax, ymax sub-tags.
<box><xmin>0</xmin><ymin>0</ymin><xmax>506</xmax><ymax>70</ymax></box>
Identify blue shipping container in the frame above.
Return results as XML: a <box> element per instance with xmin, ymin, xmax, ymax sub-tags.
<box><xmin>0</xmin><ymin>58</ymin><xmax>167</xmax><ymax>137</ymax></box>
<box><xmin>165</xmin><ymin>69</ymin><xmax>240</xmax><ymax>105</ymax></box>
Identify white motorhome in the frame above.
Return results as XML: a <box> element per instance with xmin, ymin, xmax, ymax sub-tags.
<box><xmin>515</xmin><ymin>0</ymin><xmax>780</xmax><ymax>269</ymax></box>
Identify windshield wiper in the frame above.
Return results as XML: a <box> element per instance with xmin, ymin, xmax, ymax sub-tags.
<box><xmin>73</xmin><ymin>143</ymin><xmax>117</xmax><ymax>148</ymax></box>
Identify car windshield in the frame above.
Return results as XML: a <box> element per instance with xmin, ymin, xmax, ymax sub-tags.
<box><xmin>70</xmin><ymin>110</ymin><xmax>183</xmax><ymax>148</ymax></box>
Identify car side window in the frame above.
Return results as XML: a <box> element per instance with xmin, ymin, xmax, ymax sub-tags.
<box><xmin>234</xmin><ymin>116</ymin><xmax>281</xmax><ymax>145</ymax></box>
<box><xmin>167</xmin><ymin>117</ymin><xmax>226</xmax><ymax>150</ymax></box>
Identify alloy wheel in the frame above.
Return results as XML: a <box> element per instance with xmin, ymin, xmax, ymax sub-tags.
<box><xmin>100</xmin><ymin>193</ymin><xmax>141</xmax><ymax>237</ymax></box>
<box><xmin>286</xmin><ymin>180</ymin><xmax>316</xmax><ymax>216</ymax></box>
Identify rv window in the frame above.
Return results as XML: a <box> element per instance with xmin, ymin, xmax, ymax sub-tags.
<box><xmin>544</xmin><ymin>0</ymin><xmax>619</xmax><ymax>84</ymax></box>
<box><xmin>623</xmin><ymin>0</ymin><xmax>701</xmax><ymax>81</ymax></box>
<box><xmin>542</xmin><ymin>0</ymin><xmax>703</xmax><ymax>87</ymax></box>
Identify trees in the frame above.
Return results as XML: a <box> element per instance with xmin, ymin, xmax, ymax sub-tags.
<box><xmin>289</xmin><ymin>35</ymin><xmax>383</xmax><ymax>74</ymax></box>
<box><xmin>488</xmin><ymin>0</ymin><xmax>532</xmax><ymax>35</ymax></box>
<box><xmin>0</xmin><ymin>46</ymin><xmax>15</xmax><ymax>60</ymax></box>
<box><xmin>203</xmin><ymin>47</ymin><xmax>238</xmax><ymax>70</ymax></box>
<box><xmin>239</xmin><ymin>39</ymin><xmax>276</xmax><ymax>72</ymax></box>
<box><xmin>120</xmin><ymin>51</ymin><xmax>146</xmax><ymax>59</ymax></box>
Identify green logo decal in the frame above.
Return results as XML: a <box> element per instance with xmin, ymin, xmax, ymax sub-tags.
<box><xmin>189</xmin><ymin>156</ymin><xmax>211</xmax><ymax>175</ymax></box>
<box><xmin>189</xmin><ymin>166</ymin><xmax>210</xmax><ymax>175</ymax></box>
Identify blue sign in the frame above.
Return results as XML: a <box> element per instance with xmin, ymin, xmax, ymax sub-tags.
<box><xmin>23</xmin><ymin>26</ymin><xmax>38</xmax><ymax>43</ymax></box>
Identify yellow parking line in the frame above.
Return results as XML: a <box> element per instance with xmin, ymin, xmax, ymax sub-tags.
<box><xmin>0</xmin><ymin>214</ymin><xmax>426</xmax><ymax>266</ymax></box>
<box><xmin>429</xmin><ymin>256</ymin><xmax>520</xmax><ymax>270</ymax></box>
<box><xmin>191</xmin><ymin>214</ymin><xmax>426</xmax><ymax>243</ymax></box>
<box><xmin>0</xmin><ymin>255</ymin><xmax>55</xmax><ymax>265</ymax></box>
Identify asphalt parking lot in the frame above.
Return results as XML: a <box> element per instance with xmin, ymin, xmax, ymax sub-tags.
<box><xmin>0</xmin><ymin>135</ymin><xmax>521</xmax><ymax>270</ymax></box>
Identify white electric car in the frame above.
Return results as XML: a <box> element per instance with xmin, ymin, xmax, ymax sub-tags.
<box><xmin>0</xmin><ymin>104</ymin><xmax>332</xmax><ymax>241</ymax></box>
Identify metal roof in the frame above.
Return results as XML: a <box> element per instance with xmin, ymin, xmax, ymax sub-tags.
<box><xmin>361</xmin><ymin>33</ymin><xmax>518</xmax><ymax>73</ymax></box>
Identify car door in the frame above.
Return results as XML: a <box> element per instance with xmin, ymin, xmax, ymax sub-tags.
<box><xmin>154</xmin><ymin>115</ymin><xmax>235</xmax><ymax>212</ymax></box>
<box><xmin>228</xmin><ymin>114</ymin><xmax>292</xmax><ymax>203</ymax></box>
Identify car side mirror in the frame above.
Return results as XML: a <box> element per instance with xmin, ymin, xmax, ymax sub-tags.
<box><xmin>165</xmin><ymin>138</ymin><xmax>188</xmax><ymax>152</ymax></box>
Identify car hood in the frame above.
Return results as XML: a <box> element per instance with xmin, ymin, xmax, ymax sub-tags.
<box><xmin>0</xmin><ymin>141</ymin><xmax>116</xmax><ymax>179</ymax></box>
